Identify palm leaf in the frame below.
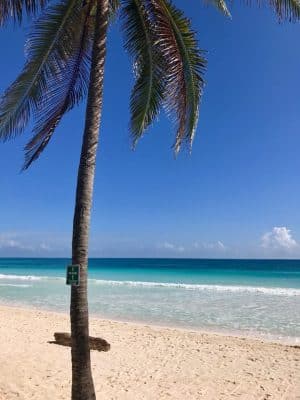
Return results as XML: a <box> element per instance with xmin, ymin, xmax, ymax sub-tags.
<box><xmin>91</xmin><ymin>0</ymin><xmax>120</xmax><ymax>20</ymax></box>
<box><xmin>206</xmin><ymin>0</ymin><xmax>300</xmax><ymax>22</ymax></box>
<box><xmin>0</xmin><ymin>0</ymin><xmax>46</xmax><ymax>25</ymax></box>
<box><xmin>205</xmin><ymin>0</ymin><xmax>231</xmax><ymax>16</ymax></box>
<box><xmin>267</xmin><ymin>0</ymin><xmax>300</xmax><ymax>21</ymax></box>
<box><xmin>23</xmin><ymin>2</ymin><xmax>94</xmax><ymax>169</ymax></box>
<box><xmin>150</xmin><ymin>0</ymin><xmax>206</xmax><ymax>153</ymax></box>
<box><xmin>109</xmin><ymin>0</ymin><xmax>120</xmax><ymax>15</ymax></box>
<box><xmin>0</xmin><ymin>0</ymin><xmax>86</xmax><ymax>142</ymax></box>
<box><xmin>122</xmin><ymin>0</ymin><xmax>165</xmax><ymax>145</ymax></box>
<box><xmin>240</xmin><ymin>0</ymin><xmax>300</xmax><ymax>21</ymax></box>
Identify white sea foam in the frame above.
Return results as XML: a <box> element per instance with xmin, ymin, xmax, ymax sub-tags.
<box><xmin>92</xmin><ymin>279</ymin><xmax>300</xmax><ymax>296</ymax></box>
<box><xmin>0</xmin><ymin>274</ymin><xmax>42</xmax><ymax>281</ymax></box>
<box><xmin>0</xmin><ymin>274</ymin><xmax>64</xmax><ymax>282</ymax></box>
<box><xmin>0</xmin><ymin>273</ymin><xmax>299</xmax><ymax>297</ymax></box>
<box><xmin>0</xmin><ymin>284</ymin><xmax>32</xmax><ymax>288</ymax></box>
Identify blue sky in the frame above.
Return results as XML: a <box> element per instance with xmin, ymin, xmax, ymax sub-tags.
<box><xmin>1</xmin><ymin>1</ymin><xmax>300</xmax><ymax>258</ymax></box>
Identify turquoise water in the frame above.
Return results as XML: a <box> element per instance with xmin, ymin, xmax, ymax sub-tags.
<box><xmin>0</xmin><ymin>258</ymin><xmax>300</xmax><ymax>343</ymax></box>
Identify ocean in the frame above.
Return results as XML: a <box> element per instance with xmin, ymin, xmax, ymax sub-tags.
<box><xmin>0</xmin><ymin>258</ymin><xmax>299</xmax><ymax>343</ymax></box>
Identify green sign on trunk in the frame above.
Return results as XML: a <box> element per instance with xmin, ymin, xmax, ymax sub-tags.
<box><xmin>66</xmin><ymin>265</ymin><xmax>80</xmax><ymax>286</ymax></box>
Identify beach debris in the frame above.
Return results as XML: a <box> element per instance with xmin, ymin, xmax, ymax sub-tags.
<box><xmin>51</xmin><ymin>332</ymin><xmax>110</xmax><ymax>352</ymax></box>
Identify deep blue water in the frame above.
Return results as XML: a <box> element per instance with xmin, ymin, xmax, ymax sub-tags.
<box><xmin>1</xmin><ymin>258</ymin><xmax>300</xmax><ymax>286</ymax></box>
<box><xmin>0</xmin><ymin>258</ymin><xmax>299</xmax><ymax>342</ymax></box>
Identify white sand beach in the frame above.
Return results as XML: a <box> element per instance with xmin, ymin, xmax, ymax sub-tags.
<box><xmin>0</xmin><ymin>305</ymin><xmax>299</xmax><ymax>399</ymax></box>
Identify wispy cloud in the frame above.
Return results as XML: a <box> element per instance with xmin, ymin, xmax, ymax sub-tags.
<box><xmin>193</xmin><ymin>240</ymin><xmax>227</xmax><ymax>251</ymax></box>
<box><xmin>261</xmin><ymin>227</ymin><xmax>298</xmax><ymax>250</ymax></box>
<box><xmin>0</xmin><ymin>231</ymin><xmax>68</xmax><ymax>256</ymax></box>
<box><xmin>157</xmin><ymin>240</ymin><xmax>228</xmax><ymax>257</ymax></box>
<box><xmin>160</xmin><ymin>242</ymin><xmax>185</xmax><ymax>253</ymax></box>
<box><xmin>0</xmin><ymin>233</ymin><xmax>33</xmax><ymax>251</ymax></box>
<box><xmin>4</xmin><ymin>228</ymin><xmax>299</xmax><ymax>259</ymax></box>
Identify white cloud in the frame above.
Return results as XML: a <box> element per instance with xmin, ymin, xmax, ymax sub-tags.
<box><xmin>163</xmin><ymin>242</ymin><xmax>175</xmax><ymax>250</ymax></box>
<box><xmin>216</xmin><ymin>241</ymin><xmax>226</xmax><ymax>250</ymax></box>
<box><xmin>160</xmin><ymin>242</ymin><xmax>185</xmax><ymax>253</ymax></box>
<box><xmin>261</xmin><ymin>227</ymin><xmax>298</xmax><ymax>250</ymax></box>
<box><xmin>0</xmin><ymin>232</ymin><xmax>61</xmax><ymax>255</ymax></box>
<box><xmin>194</xmin><ymin>240</ymin><xmax>227</xmax><ymax>251</ymax></box>
<box><xmin>40</xmin><ymin>243</ymin><xmax>51</xmax><ymax>251</ymax></box>
<box><xmin>0</xmin><ymin>233</ymin><xmax>33</xmax><ymax>251</ymax></box>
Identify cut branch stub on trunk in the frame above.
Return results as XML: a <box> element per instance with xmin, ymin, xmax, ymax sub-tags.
<box><xmin>53</xmin><ymin>332</ymin><xmax>110</xmax><ymax>352</ymax></box>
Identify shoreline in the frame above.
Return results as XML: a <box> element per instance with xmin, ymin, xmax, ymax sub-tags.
<box><xmin>0</xmin><ymin>300</ymin><xmax>299</xmax><ymax>346</ymax></box>
<box><xmin>0</xmin><ymin>305</ymin><xmax>299</xmax><ymax>399</ymax></box>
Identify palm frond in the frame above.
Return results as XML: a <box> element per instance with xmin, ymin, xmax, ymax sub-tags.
<box><xmin>0</xmin><ymin>0</ymin><xmax>87</xmax><ymax>143</ymax></box>
<box><xmin>150</xmin><ymin>0</ymin><xmax>206</xmax><ymax>153</ymax></box>
<box><xmin>109</xmin><ymin>0</ymin><xmax>120</xmax><ymax>14</ymax></box>
<box><xmin>241</xmin><ymin>0</ymin><xmax>300</xmax><ymax>21</ymax></box>
<box><xmin>23</xmin><ymin>2</ymin><xmax>94</xmax><ymax>169</ymax></box>
<box><xmin>205</xmin><ymin>0</ymin><xmax>231</xmax><ymax>17</ymax></box>
<box><xmin>267</xmin><ymin>0</ymin><xmax>300</xmax><ymax>21</ymax></box>
<box><xmin>0</xmin><ymin>0</ymin><xmax>46</xmax><ymax>26</ymax></box>
<box><xmin>122</xmin><ymin>0</ymin><xmax>165</xmax><ymax>145</ymax></box>
<box><xmin>90</xmin><ymin>0</ymin><xmax>120</xmax><ymax>20</ymax></box>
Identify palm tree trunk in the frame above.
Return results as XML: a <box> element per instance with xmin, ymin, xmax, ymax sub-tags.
<box><xmin>70</xmin><ymin>1</ymin><xmax>109</xmax><ymax>399</ymax></box>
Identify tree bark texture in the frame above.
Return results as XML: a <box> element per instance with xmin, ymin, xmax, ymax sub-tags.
<box><xmin>70</xmin><ymin>1</ymin><xmax>109</xmax><ymax>399</ymax></box>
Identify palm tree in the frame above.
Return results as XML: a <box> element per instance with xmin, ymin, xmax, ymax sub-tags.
<box><xmin>0</xmin><ymin>0</ymin><xmax>299</xmax><ymax>399</ymax></box>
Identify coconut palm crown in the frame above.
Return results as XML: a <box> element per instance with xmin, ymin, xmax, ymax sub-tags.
<box><xmin>0</xmin><ymin>0</ymin><xmax>207</xmax><ymax>168</ymax></box>
<box><xmin>0</xmin><ymin>0</ymin><xmax>298</xmax><ymax>168</ymax></box>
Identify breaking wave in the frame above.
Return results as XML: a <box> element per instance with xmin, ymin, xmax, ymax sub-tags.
<box><xmin>0</xmin><ymin>274</ymin><xmax>64</xmax><ymax>282</ymax></box>
<box><xmin>0</xmin><ymin>283</ymin><xmax>32</xmax><ymax>288</ymax></box>
<box><xmin>0</xmin><ymin>273</ymin><xmax>299</xmax><ymax>296</ymax></box>
<box><xmin>0</xmin><ymin>274</ymin><xmax>42</xmax><ymax>281</ymax></box>
<box><xmin>92</xmin><ymin>279</ymin><xmax>300</xmax><ymax>297</ymax></box>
